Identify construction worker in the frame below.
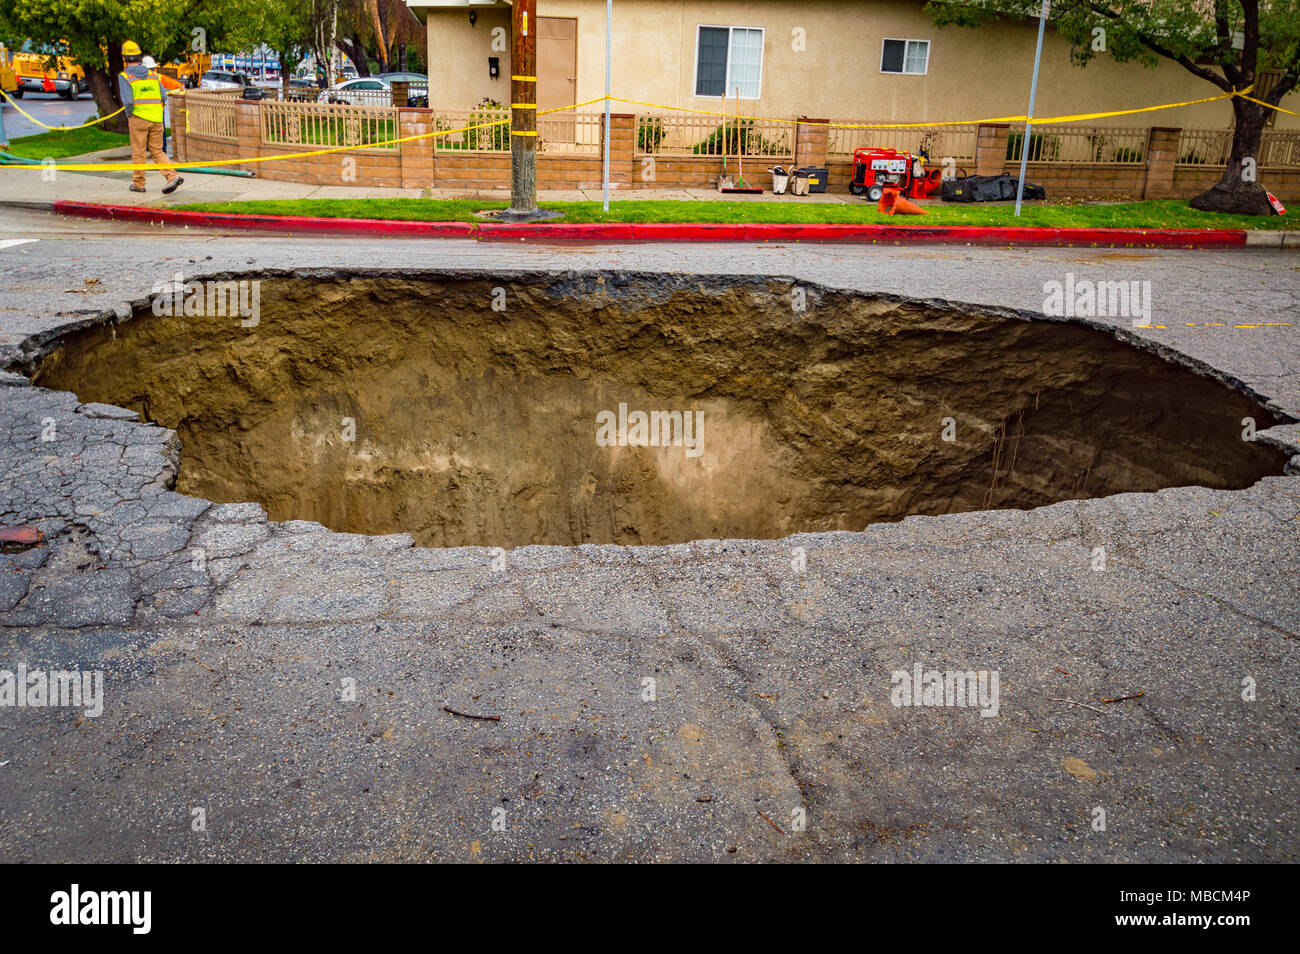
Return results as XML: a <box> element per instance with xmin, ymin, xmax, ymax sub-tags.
<box><xmin>141</xmin><ymin>56</ymin><xmax>183</xmax><ymax>154</ymax></box>
<box><xmin>118</xmin><ymin>41</ymin><xmax>182</xmax><ymax>195</ymax></box>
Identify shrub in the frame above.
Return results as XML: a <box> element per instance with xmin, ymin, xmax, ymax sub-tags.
<box><xmin>637</xmin><ymin>115</ymin><xmax>665</xmax><ymax>153</ymax></box>
<box><xmin>693</xmin><ymin>119</ymin><xmax>781</xmax><ymax>157</ymax></box>
<box><xmin>1006</xmin><ymin>131</ymin><xmax>1060</xmax><ymax>161</ymax></box>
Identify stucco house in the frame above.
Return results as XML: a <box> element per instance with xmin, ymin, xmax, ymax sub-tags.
<box><xmin>403</xmin><ymin>0</ymin><xmax>1297</xmax><ymax>131</ymax></box>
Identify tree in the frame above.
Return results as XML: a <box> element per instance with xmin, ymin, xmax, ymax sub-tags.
<box><xmin>335</xmin><ymin>0</ymin><xmax>424</xmax><ymax>76</ymax></box>
<box><xmin>925</xmin><ymin>0</ymin><xmax>1299</xmax><ymax>214</ymax></box>
<box><xmin>0</xmin><ymin>0</ymin><xmax>242</xmax><ymax>133</ymax></box>
<box><xmin>222</xmin><ymin>0</ymin><xmax>316</xmax><ymax>94</ymax></box>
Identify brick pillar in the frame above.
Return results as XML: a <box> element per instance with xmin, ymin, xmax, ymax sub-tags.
<box><xmin>390</xmin><ymin>80</ymin><xmax>409</xmax><ymax>108</ymax></box>
<box><xmin>794</xmin><ymin>117</ymin><xmax>829</xmax><ymax>170</ymax></box>
<box><xmin>235</xmin><ymin>99</ymin><xmax>262</xmax><ymax>175</ymax></box>
<box><xmin>1142</xmin><ymin>126</ymin><xmax>1180</xmax><ymax>199</ymax></box>
<box><xmin>975</xmin><ymin>122</ymin><xmax>1011</xmax><ymax>176</ymax></box>
<box><xmin>171</xmin><ymin>91</ymin><xmax>187</xmax><ymax>162</ymax></box>
<box><xmin>400</xmin><ymin>107</ymin><xmax>435</xmax><ymax>189</ymax></box>
<box><xmin>604</xmin><ymin>113</ymin><xmax>635</xmax><ymax>188</ymax></box>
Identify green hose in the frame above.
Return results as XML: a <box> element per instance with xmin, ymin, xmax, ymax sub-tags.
<box><xmin>174</xmin><ymin>165</ymin><xmax>254</xmax><ymax>177</ymax></box>
<box><xmin>0</xmin><ymin>152</ymin><xmax>254</xmax><ymax>177</ymax></box>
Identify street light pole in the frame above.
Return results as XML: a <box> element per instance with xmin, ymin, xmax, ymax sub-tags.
<box><xmin>603</xmin><ymin>0</ymin><xmax>611</xmax><ymax>212</ymax></box>
<box><xmin>1015</xmin><ymin>0</ymin><xmax>1049</xmax><ymax>217</ymax></box>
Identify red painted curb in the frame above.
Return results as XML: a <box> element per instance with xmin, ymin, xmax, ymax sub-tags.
<box><xmin>51</xmin><ymin>202</ymin><xmax>1249</xmax><ymax>248</ymax></box>
<box><xmin>477</xmin><ymin>221</ymin><xmax>1248</xmax><ymax>247</ymax></box>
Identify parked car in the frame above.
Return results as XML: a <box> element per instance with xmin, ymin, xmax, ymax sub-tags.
<box><xmin>377</xmin><ymin>72</ymin><xmax>428</xmax><ymax>106</ymax></box>
<box><xmin>318</xmin><ymin>76</ymin><xmax>426</xmax><ymax>107</ymax></box>
<box><xmin>199</xmin><ymin>70</ymin><xmax>264</xmax><ymax>100</ymax></box>
<box><xmin>376</xmin><ymin>72</ymin><xmax>427</xmax><ymax>85</ymax></box>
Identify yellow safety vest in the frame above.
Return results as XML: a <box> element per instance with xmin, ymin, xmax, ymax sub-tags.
<box><xmin>121</xmin><ymin>71</ymin><xmax>164</xmax><ymax>123</ymax></box>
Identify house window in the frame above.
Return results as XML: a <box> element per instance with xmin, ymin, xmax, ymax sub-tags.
<box><xmin>695</xmin><ymin>26</ymin><xmax>764</xmax><ymax>98</ymax></box>
<box><xmin>881</xmin><ymin>39</ymin><xmax>929</xmax><ymax>75</ymax></box>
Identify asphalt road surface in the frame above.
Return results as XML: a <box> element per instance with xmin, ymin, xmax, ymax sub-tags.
<box><xmin>0</xmin><ymin>215</ymin><xmax>1296</xmax><ymax>862</ymax></box>
<box><xmin>1</xmin><ymin>90</ymin><xmax>100</xmax><ymax>141</ymax></box>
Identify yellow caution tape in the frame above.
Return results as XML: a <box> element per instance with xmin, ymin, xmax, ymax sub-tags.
<box><xmin>1</xmin><ymin>87</ymin><xmax>125</xmax><ymax>129</ymax></box>
<box><xmin>1235</xmin><ymin>91</ymin><xmax>1299</xmax><ymax>117</ymax></box>
<box><xmin>511</xmin><ymin>75</ymin><xmax>537</xmax><ymax>82</ymax></box>
<box><xmin>611</xmin><ymin>86</ymin><xmax>1258</xmax><ymax>128</ymax></box>
<box><xmin>510</xmin><ymin>103</ymin><xmax>537</xmax><ymax>109</ymax></box>
<box><xmin>0</xmin><ymin>84</ymin><xmax>186</xmax><ymax>131</ymax></box>
<box><xmin>5</xmin><ymin>86</ymin><xmax>1290</xmax><ymax>173</ymax></box>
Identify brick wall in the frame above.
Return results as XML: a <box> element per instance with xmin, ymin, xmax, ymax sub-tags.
<box><xmin>175</xmin><ymin>94</ymin><xmax>1299</xmax><ymax>201</ymax></box>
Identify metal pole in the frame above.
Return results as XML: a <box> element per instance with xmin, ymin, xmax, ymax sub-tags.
<box><xmin>603</xmin><ymin>0</ymin><xmax>611</xmax><ymax>211</ymax></box>
<box><xmin>509</xmin><ymin>0</ymin><xmax>538</xmax><ymax>215</ymax></box>
<box><xmin>1015</xmin><ymin>0</ymin><xmax>1049</xmax><ymax>217</ymax></box>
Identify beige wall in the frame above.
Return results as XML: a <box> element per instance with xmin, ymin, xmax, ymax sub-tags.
<box><xmin>425</xmin><ymin>5</ymin><xmax>514</xmax><ymax>107</ymax></box>
<box><xmin>414</xmin><ymin>0</ymin><xmax>1298</xmax><ymax>129</ymax></box>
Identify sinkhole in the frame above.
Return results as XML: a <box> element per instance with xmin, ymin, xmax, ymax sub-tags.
<box><xmin>32</xmin><ymin>271</ymin><xmax>1289</xmax><ymax>548</ymax></box>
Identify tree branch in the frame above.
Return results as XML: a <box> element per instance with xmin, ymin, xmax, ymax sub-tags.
<box><xmin>1083</xmin><ymin>1</ymin><xmax>1233</xmax><ymax>90</ymax></box>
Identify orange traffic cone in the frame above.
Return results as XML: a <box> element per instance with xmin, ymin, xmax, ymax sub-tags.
<box><xmin>878</xmin><ymin>187</ymin><xmax>927</xmax><ymax>215</ymax></box>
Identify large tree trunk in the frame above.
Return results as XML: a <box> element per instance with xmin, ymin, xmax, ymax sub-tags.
<box><xmin>86</xmin><ymin>67</ymin><xmax>128</xmax><ymax>134</ymax></box>
<box><xmin>368</xmin><ymin>0</ymin><xmax>391</xmax><ymax>73</ymax></box>
<box><xmin>336</xmin><ymin>35</ymin><xmax>369</xmax><ymax>76</ymax></box>
<box><xmin>1189</xmin><ymin>96</ymin><xmax>1275</xmax><ymax>215</ymax></box>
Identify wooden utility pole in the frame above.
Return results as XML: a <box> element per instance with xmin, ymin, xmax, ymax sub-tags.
<box><xmin>509</xmin><ymin>0</ymin><xmax>538</xmax><ymax>215</ymax></box>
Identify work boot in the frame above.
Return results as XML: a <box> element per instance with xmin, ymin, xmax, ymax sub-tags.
<box><xmin>162</xmin><ymin>177</ymin><xmax>183</xmax><ymax>195</ymax></box>
<box><xmin>129</xmin><ymin>185</ymin><xmax>146</xmax><ymax>193</ymax></box>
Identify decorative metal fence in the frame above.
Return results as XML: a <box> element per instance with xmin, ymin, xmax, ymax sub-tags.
<box><xmin>428</xmin><ymin>107</ymin><xmax>603</xmax><ymax>154</ymax></box>
<box><xmin>539</xmin><ymin>110</ymin><xmax>604</xmax><ymax>156</ymax></box>
<box><xmin>261</xmin><ymin>98</ymin><xmax>400</xmax><ymax>150</ymax></box>
<box><xmin>1175</xmin><ymin>127</ymin><xmax>1232</xmax><ymax>166</ymax></box>
<box><xmin>1007</xmin><ymin>124</ymin><xmax>1148</xmax><ymax>163</ymax></box>
<box><xmin>1176</xmin><ymin>128</ymin><xmax>1300</xmax><ymax>168</ymax></box>
<box><xmin>433</xmin><ymin>106</ymin><xmax>511</xmax><ymax>152</ymax></box>
<box><xmin>634</xmin><ymin>112</ymin><xmax>796</xmax><ymax>161</ymax></box>
<box><xmin>182</xmin><ymin>90</ymin><xmax>239</xmax><ymax>140</ymax></box>
<box><xmin>181</xmin><ymin>90</ymin><xmax>1300</xmax><ymax>177</ymax></box>
<box><xmin>827</xmin><ymin>122</ymin><xmax>979</xmax><ymax>162</ymax></box>
<box><xmin>1260</xmin><ymin>130</ymin><xmax>1300</xmax><ymax>167</ymax></box>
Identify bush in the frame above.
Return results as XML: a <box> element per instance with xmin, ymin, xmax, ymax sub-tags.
<box><xmin>693</xmin><ymin>119</ymin><xmax>781</xmax><ymax>157</ymax></box>
<box><xmin>1006</xmin><ymin>131</ymin><xmax>1060</xmax><ymax>162</ymax></box>
<box><xmin>637</xmin><ymin>116</ymin><xmax>665</xmax><ymax>153</ymax></box>
<box><xmin>460</xmin><ymin>97</ymin><xmax>509</xmax><ymax>151</ymax></box>
<box><xmin>1109</xmin><ymin>145</ymin><xmax>1145</xmax><ymax>163</ymax></box>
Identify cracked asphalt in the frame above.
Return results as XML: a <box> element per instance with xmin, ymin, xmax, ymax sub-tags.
<box><xmin>0</xmin><ymin>208</ymin><xmax>1297</xmax><ymax>862</ymax></box>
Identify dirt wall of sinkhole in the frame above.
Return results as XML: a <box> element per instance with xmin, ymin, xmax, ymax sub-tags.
<box><xmin>33</xmin><ymin>273</ymin><xmax>1288</xmax><ymax>547</ymax></box>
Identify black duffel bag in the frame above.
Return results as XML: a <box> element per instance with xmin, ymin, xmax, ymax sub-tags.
<box><xmin>942</xmin><ymin>174</ymin><xmax>1046</xmax><ymax>202</ymax></box>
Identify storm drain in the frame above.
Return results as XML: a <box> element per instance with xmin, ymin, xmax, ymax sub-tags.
<box><xmin>32</xmin><ymin>271</ymin><xmax>1287</xmax><ymax>547</ymax></box>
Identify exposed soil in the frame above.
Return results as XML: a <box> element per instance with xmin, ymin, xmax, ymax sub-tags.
<box><xmin>33</xmin><ymin>272</ymin><xmax>1288</xmax><ymax>547</ymax></box>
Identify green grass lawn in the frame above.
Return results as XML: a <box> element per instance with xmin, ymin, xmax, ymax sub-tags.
<box><xmin>175</xmin><ymin>197</ymin><xmax>1295</xmax><ymax>230</ymax></box>
<box><xmin>4</xmin><ymin>126</ymin><xmax>130</xmax><ymax>159</ymax></box>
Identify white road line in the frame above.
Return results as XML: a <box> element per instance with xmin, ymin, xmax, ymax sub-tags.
<box><xmin>0</xmin><ymin>239</ymin><xmax>39</xmax><ymax>251</ymax></box>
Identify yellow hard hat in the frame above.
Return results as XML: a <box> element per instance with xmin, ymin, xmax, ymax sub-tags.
<box><xmin>122</xmin><ymin>41</ymin><xmax>142</xmax><ymax>57</ymax></box>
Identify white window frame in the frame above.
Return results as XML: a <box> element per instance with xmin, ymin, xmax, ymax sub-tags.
<box><xmin>880</xmin><ymin>38</ymin><xmax>930</xmax><ymax>76</ymax></box>
<box><xmin>693</xmin><ymin>24</ymin><xmax>765</xmax><ymax>100</ymax></box>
